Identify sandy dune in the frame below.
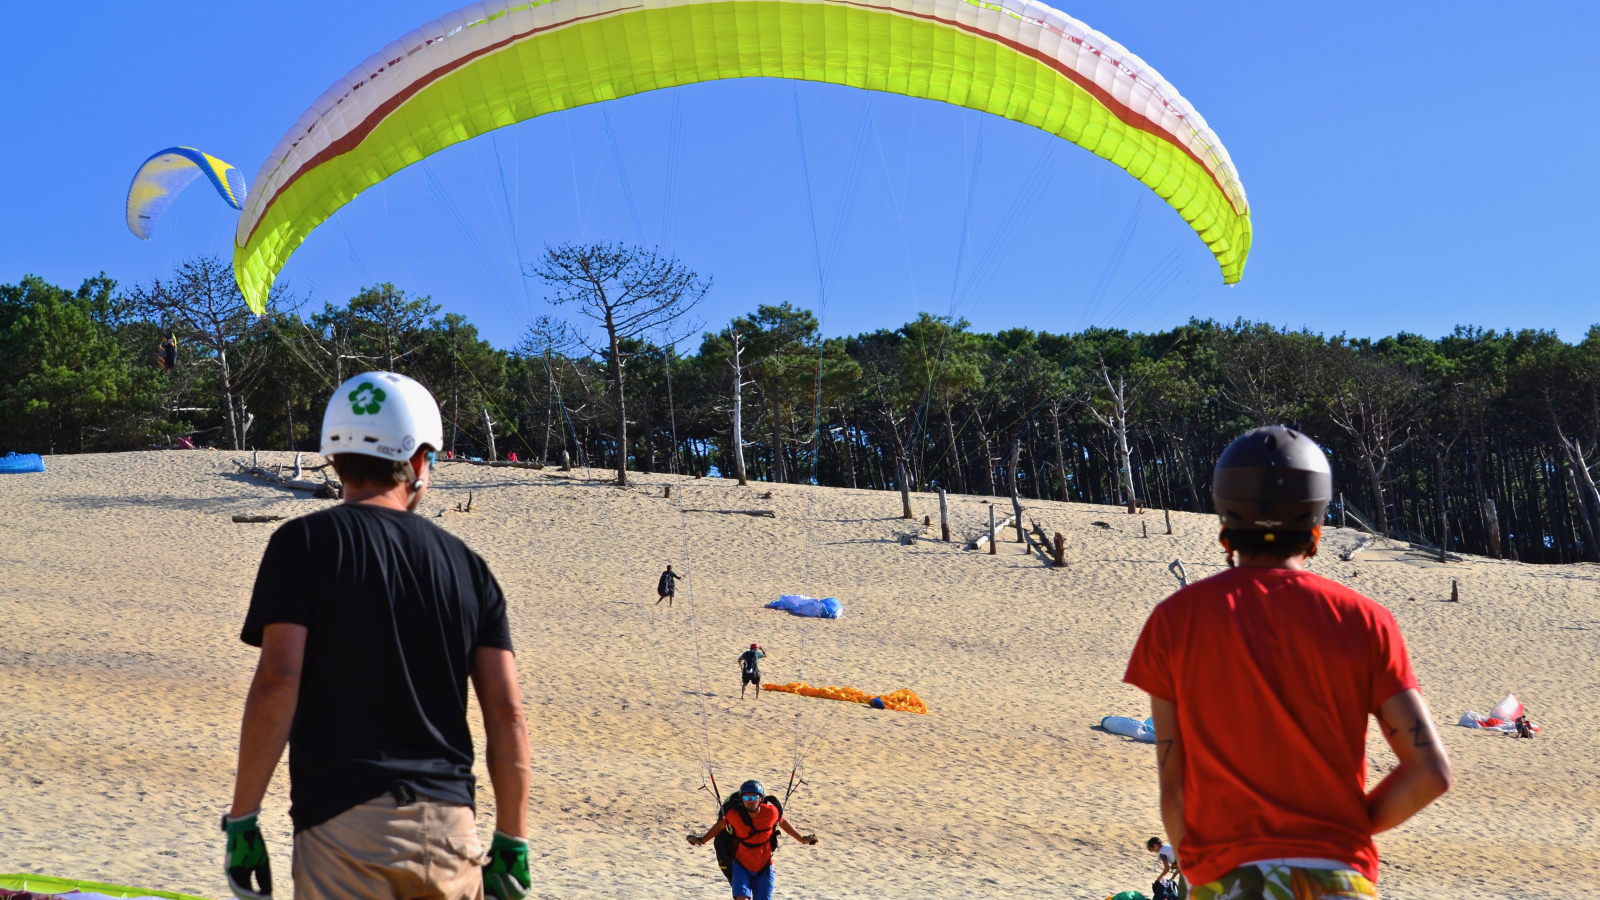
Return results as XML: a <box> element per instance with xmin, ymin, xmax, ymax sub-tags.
<box><xmin>1</xmin><ymin>451</ymin><xmax>1597</xmax><ymax>899</ymax></box>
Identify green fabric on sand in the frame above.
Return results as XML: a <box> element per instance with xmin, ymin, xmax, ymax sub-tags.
<box><xmin>0</xmin><ymin>874</ymin><xmax>210</xmax><ymax>899</ymax></box>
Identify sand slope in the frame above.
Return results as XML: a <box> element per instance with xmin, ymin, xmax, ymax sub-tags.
<box><xmin>1</xmin><ymin>451</ymin><xmax>1597</xmax><ymax>899</ymax></box>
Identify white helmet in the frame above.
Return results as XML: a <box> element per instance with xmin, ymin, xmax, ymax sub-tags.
<box><xmin>320</xmin><ymin>372</ymin><xmax>444</xmax><ymax>461</ymax></box>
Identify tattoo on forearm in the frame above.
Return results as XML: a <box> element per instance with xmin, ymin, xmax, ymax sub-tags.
<box><xmin>1409</xmin><ymin>717</ymin><xmax>1433</xmax><ymax>748</ymax></box>
<box><xmin>1157</xmin><ymin>739</ymin><xmax>1174</xmax><ymax>768</ymax></box>
<box><xmin>1380</xmin><ymin>716</ymin><xmax>1398</xmax><ymax>739</ymax></box>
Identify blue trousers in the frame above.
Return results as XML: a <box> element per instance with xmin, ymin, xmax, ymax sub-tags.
<box><xmin>730</xmin><ymin>860</ymin><xmax>774</xmax><ymax>900</ymax></box>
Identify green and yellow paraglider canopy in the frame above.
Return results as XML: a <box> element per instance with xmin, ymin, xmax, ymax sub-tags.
<box><xmin>233</xmin><ymin>0</ymin><xmax>1252</xmax><ymax>313</ymax></box>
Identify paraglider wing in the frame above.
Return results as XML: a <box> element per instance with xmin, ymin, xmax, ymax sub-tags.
<box><xmin>127</xmin><ymin>147</ymin><xmax>248</xmax><ymax>240</ymax></box>
<box><xmin>233</xmin><ymin>0</ymin><xmax>1252</xmax><ymax>314</ymax></box>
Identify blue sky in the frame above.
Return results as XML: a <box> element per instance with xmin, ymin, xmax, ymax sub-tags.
<box><xmin>2</xmin><ymin>1</ymin><xmax>1596</xmax><ymax>350</ymax></box>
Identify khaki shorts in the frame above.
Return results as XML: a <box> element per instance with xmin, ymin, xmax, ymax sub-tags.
<box><xmin>293</xmin><ymin>792</ymin><xmax>486</xmax><ymax>900</ymax></box>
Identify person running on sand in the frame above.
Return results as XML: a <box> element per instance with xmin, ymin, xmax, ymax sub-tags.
<box><xmin>739</xmin><ymin>643</ymin><xmax>765</xmax><ymax>699</ymax></box>
<box><xmin>687</xmin><ymin>779</ymin><xmax>817</xmax><ymax>900</ymax></box>
<box><xmin>224</xmin><ymin>372</ymin><xmax>533</xmax><ymax>900</ymax></box>
<box><xmin>657</xmin><ymin>565</ymin><xmax>682</xmax><ymax>607</ymax></box>
<box><xmin>1146</xmin><ymin>836</ymin><xmax>1184</xmax><ymax>899</ymax></box>
<box><xmin>1125</xmin><ymin>426</ymin><xmax>1452</xmax><ymax>900</ymax></box>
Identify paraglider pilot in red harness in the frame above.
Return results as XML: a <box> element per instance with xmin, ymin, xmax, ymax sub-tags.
<box><xmin>687</xmin><ymin>780</ymin><xmax>816</xmax><ymax>900</ymax></box>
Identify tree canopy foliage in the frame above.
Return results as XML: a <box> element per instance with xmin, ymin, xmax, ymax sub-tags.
<box><xmin>4</xmin><ymin>257</ymin><xmax>1599</xmax><ymax>565</ymax></box>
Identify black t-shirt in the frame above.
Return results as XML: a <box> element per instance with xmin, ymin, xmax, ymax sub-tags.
<box><xmin>242</xmin><ymin>503</ymin><xmax>513</xmax><ymax>832</ymax></box>
<box><xmin>658</xmin><ymin>570</ymin><xmax>678</xmax><ymax>595</ymax></box>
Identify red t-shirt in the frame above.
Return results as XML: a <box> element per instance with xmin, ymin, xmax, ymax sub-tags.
<box><xmin>723</xmin><ymin>802</ymin><xmax>782</xmax><ymax>872</ymax></box>
<box><xmin>1123</xmin><ymin>567</ymin><xmax>1418</xmax><ymax>886</ymax></box>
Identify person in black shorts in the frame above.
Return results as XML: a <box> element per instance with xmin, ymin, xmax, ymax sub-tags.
<box><xmin>656</xmin><ymin>565</ymin><xmax>682</xmax><ymax>607</ymax></box>
<box><xmin>739</xmin><ymin>643</ymin><xmax>765</xmax><ymax>700</ymax></box>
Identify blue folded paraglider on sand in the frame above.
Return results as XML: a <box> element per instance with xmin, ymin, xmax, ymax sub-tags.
<box><xmin>1100</xmin><ymin>715</ymin><xmax>1156</xmax><ymax>743</ymax></box>
<box><xmin>0</xmin><ymin>453</ymin><xmax>45</xmax><ymax>474</ymax></box>
<box><xmin>766</xmin><ymin>594</ymin><xmax>843</xmax><ymax>619</ymax></box>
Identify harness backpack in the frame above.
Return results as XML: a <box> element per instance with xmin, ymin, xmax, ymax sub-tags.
<box><xmin>713</xmin><ymin>792</ymin><xmax>783</xmax><ymax>882</ymax></box>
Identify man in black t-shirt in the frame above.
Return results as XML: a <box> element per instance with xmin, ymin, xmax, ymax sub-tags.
<box><xmin>224</xmin><ymin>373</ymin><xmax>533</xmax><ymax>900</ymax></box>
<box><xmin>739</xmin><ymin>643</ymin><xmax>766</xmax><ymax>700</ymax></box>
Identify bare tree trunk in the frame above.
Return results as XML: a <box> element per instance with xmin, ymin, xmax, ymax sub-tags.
<box><xmin>946</xmin><ymin>405</ymin><xmax>968</xmax><ymax>495</ymax></box>
<box><xmin>731</xmin><ymin>341</ymin><xmax>748</xmax><ymax>486</ymax></box>
<box><xmin>450</xmin><ymin>344</ymin><xmax>460</xmax><ymax>457</ymax></box>
<box><xmin>1553</xmin><ymin>424</ymin><xmax>1600</xmax><ymax>549</ymax></box>
<box><xmin>1026</xmin><ymin>422</ymin><xmax>1042</xmax><ymax>500</ymax></box>
<box><xmin>1172</xmin><ymin>436</ymin><xmax>1204</xmax><ymax>512</ymax></box>
<box><xmin>1090</xmin><ymin>368</ymin><xmax>1138</xmax><ymax>514</ymax></box>
<box><xmin>769</xmin><ymin>394</ymin><xmax>787</xmax><ymax>483</ymax></box>
<box><xmin>975</xmin><ymin>417</ymin><xmax>995</xmax><ymax>496</ymax></box>
<box><xmin>1565</xmin><ymin>465</ymin><xmax>1600</xmax><ymax>563</ymax></box>
<box><xmin>1050</xmin><ymin>401</ymin><xmax>1070</xmax><ymax>502</ymax></box>
<box><xmin>898</xmin><ymin>458</ymin><xmax>913</xmax><ymax>519</ymax></box>
<box><xmin>541</xmin><ymin>352</ymin><xmax>556</xmax><ymax>464</ymax></box>
<box><xmin>1484</xmin><ymin>496</ymin><xmax>1503</xmax><ymax>559</ymax></box>
<box><xmin>608</xmin><ymin>322</ymin><xmax>628</xmax><ymax>485</ymax></box>
<box><xmin>1362</xmin><ymin>450</ymin><xmax>1390</xmax><ymax>534</ymax></box>
<box><xmin>1469</xmin><ymin>442</ymin><xmax>1498</xmax><ymax>558</ymax></box>
<box><xmin>1009</xmin><ymin>438</ymin><xmax>1025</xmax><ymax>542</ymax></box>
<box><xmin>664</xmin><ymin>346</ymin><xmax>681</xmax><ymax>475</ymax></box>
<box><xmin>483</xmin><ymin>408</ymin><xmax>497</xmax><ymax>461</ymax></box>
<box><xmin>219</xmin><ymin>349</ymin><xmax>239</xmax><ymax>451</ymax></box>
<box><xmin>284</xmin><ymin>392</ymin><xmax>295</xmax><ymax>452</ymax></box>
<box><xmin>841</xmin><ymin>414</ymin><xmax>858</xmax><ymax>489</ymax></box>
<box><xmin>1114</xmin><ymin>425</ymin><xmax>1136</xmax><ymax>514</ymax></box>
<box><xmin>1433</xmin><ymin>446</ymin><xmax>1450</xmax><ymax>561</ymax></box>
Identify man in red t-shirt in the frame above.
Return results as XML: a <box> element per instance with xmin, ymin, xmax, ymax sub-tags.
<box><xmin>687</xmin><ymin>779</ymin><xmax>817</xmax><ymax>900</ymax></box>
<box><xmin>1125</xmin><ymin>426</ymin><xmax>1452</xmax><ymax>899</ymax></box>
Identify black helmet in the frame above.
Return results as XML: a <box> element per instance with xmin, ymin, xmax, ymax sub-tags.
<box><xmin>1213</xmin><ymin>426</ymin><xmax>1331</xmax><ymax>531</ymax></box>
<box><xmin>739</xmin><ymin>779</ymin><xmax>766</xmax><ymax>797</ymax></box>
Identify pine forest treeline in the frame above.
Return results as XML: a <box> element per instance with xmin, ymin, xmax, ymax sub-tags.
<box><xmin>5</xmin><ymin>256</ymin><xmax>1600</xmax><ymax>565</ymax></box>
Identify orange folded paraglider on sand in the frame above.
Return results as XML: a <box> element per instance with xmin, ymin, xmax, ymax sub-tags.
<box><xmin>763</xmin><ymin>682</ymin><xmax>928</xmax><ymax>714</ymax></box>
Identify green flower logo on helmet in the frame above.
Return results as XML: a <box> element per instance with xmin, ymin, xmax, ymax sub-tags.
<box><xmin>349</xmin><ymin>382</ymin><xmax>387</xmax><ymax>415</ymax></box>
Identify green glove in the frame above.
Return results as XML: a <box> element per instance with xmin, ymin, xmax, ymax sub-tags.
<box><xmin>483</xmin><ymin>830</ymin><xmax>531</xmax><ymax>900</ymax></box>
<box><xmin>221</xmin><ymin>811</ymin><xmax>272</xmax><ymax>900</ymax></box>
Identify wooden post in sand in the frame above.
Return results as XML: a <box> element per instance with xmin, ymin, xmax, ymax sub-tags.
<box><xmin>293</xmin><ymin>452</ymin><xmax>303</xmax><ymax>480</ymax></box>
<box><xmin>664</xmin><ymin>484</ymin><xmax>672</xmax><ymax>499</ymax></box>
<box><xmin>1054</xmin><ymin>532</ymin><xmax>1065</xmax><ymax>567</ymax></box>
<box><xmin>1450</xmin><ymin>579</ymin><xmax>1459</xmax><ymax>602</ymax></box>
<box><xmin>1164</xmin><ymin>507</ymin><xmax>1172</xmax><ymax>535</ymax></box>
<box><xmin>988</xmin><ymin>504</ymin><xmax>997</xmax><ymax>555</ymax></box>
<box><xmin>561</xmin><ymin>450</ymin><xmax>572</xmax><ymax>471</ymax></box>
<box><xmin>939</xmin><ymin>489</ymin><xmax>951</xmax><ymax>542</ymax></box>
<box><xmin>1142</xmin><ymin>520</ymin><xmax>1148</xmax><ymax>538</ymax></box>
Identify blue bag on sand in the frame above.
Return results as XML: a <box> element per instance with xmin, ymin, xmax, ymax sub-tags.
<box><xmin>1100</xmin><ymin>715</ymin><xmax>1156</xmax><ymax>743</ymax></box>
<box><xmin>0</xmin><ymin>452</ymin><xmax>45</xmax><ymax>473</ymax></box>
<box><xmin>870</xmin><ymin>697</ymin><xmax>886</xmax><ymax>709</ymax></box>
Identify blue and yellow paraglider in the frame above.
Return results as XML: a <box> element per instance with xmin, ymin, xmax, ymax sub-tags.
<box><xmin>125</xmin><ymin>147</ymin><xmax>247</xmax><ymax>240</ymax></box>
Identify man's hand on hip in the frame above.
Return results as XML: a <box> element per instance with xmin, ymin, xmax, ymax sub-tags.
<box><xmin>222</xmin><ymin>811</ymin><xmax>272</xmax><ymax>900</ymax></box>
<box><xmin>483</xmin><ymin>831</ymin><xmax>531</xmax><ymax>900</ymax></box>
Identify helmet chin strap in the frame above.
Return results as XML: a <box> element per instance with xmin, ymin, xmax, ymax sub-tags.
<box><xmin>400</xmin><ymin>458</ymin><xmax>426</xmax><ymax>510</ymax></box>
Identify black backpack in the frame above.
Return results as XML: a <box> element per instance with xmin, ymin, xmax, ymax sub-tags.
<box><xmin>713</xmin><ymin>791</ymin><xmax>783</xmax><ymax>882</ymax></box>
